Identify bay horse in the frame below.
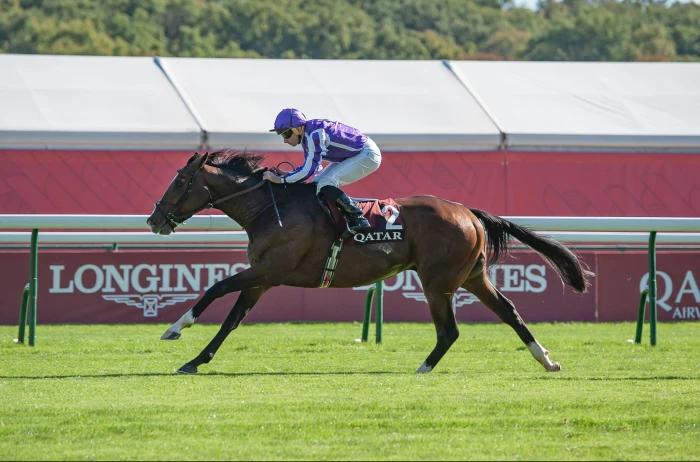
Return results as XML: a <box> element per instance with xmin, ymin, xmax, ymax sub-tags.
<box><xmin>147</xmin><ymin>151</ymin><xmax>591</xmax><ymax>374</ymax></box>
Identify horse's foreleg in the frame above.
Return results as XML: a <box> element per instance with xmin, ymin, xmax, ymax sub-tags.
<box><xmin>178</xmin><ymin>286</ymin><xmax>268</xmax><ymax>374</ymax></box>
<box><xmin>462</xmin><ymin>273</ymin><xmax>560</xmax><ymax>372</ymax></box>
<box><xmin>417</xmin><ymin>291</ymin><xmax>459</xmax><ymax>374</ymax></box>
<box><xmin>161</xmin><ymin>266</ymin><xmax>269</xmax><ymax>340</ymax></box>
<box><xmin>161</xmin><ymin>309</ymin><xmax>196</xmax><ymax>340</ymax></box>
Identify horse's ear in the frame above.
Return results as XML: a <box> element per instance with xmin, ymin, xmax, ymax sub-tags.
<box><xmin>199</xmin><ymin>152</ymin><xmax>209</xmax><ymax>168</ymax></box>
<box><xmin>186</xmin><ymin>152</ymin><xmax>200</xmax><ymax>165</ymax></box>
<box><xmin>190</xmin><ymin>151</ymin><xmax>208</xmax><ymax>170</ymax></box>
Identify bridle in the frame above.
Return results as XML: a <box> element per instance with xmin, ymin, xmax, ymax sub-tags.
<box><xmin>153</xmin><ymin>167</ymin><xmax>267</xmax><ymax>230</ymax></box>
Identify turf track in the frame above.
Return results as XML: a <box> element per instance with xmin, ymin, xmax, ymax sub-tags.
<box><xmin>1</xmin><ymin>322</ymin><xmax>698</xmax><ymax>460</ymax></box>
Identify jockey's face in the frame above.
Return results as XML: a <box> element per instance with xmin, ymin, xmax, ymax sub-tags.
<box><xmin>283</xmin><ymin>126</ymin><xmax>304</xmax><ymax>147</ymax></box>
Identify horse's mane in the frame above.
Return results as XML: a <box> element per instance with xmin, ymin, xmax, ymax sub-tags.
<box><xmin>200</xmin><ymin>148</ymin><xmax>316</xmax><ymax>197</ymax></box>
<box><xmin>205</xmin><ymin>150</ymin><xmax>264</xmax><ymax>176</ymax></box>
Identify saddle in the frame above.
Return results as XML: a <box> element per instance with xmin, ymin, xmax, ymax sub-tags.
<box><xmin>318</xmin><ymin>195</ymin><xmax>406</xmax><ymax>288</ymax></box>
<box><xmin>320</xmin><ymin>196</ymin><xmax>406</xmax><ymax>244</ymax></box>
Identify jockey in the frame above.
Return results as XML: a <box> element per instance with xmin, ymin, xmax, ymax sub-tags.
<box><xmin>263</xmin><ymin>108</ymin><xmax>382</xmax><ymax>235</ymax></box>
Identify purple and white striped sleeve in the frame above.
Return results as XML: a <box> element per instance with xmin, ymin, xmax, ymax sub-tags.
<box><xmin>281</xmin><ymin>129</ymin><xmax>327</xmax><ymax>183</ymax></box>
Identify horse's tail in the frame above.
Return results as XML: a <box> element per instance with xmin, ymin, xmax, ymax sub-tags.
<box><xmin>470</xmin><ymin>208</ymin><xmax>592</xmax><ymax>292</ymax></box>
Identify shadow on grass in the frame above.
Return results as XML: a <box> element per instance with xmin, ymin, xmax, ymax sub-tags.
<box><xmin>0</xmin><ymin>370</ymin><xmax>415</xmax><ymax>380</ymax></box>
<box><xmin>0</xmin><ymin>372</ymin><xmax>698</xmax><ymax>381</ymax></box>
<box><xmin>532</xmin><ymin>375</ymin><xmax>699</xmax><ymax>381</ymax></box>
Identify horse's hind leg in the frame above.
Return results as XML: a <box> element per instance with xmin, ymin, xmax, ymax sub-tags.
<box><xmin>462</xmin><ymin>271</ymin><xmax>561</xmax><ymax>372</ymax></box>
<box><xmin>416</xmin><ymin>291</ymin><xmax>459</xmax><ymax>374</ymax></box>
<box><xmin>178</xmin><ymin>286</ymin><xmax>268</xmax><ymax>374</ymax></box>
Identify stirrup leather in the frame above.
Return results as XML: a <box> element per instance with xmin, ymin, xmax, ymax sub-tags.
<box><xmin>319</xmin><ymin>238</ymin><xmax>343</xmax><ymax>288</ymax></box>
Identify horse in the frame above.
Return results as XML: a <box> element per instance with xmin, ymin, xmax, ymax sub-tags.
<box><xmin>147</xmin><ymin>150</ymin><xmax>591</xmax><ymax>374</ymax></box>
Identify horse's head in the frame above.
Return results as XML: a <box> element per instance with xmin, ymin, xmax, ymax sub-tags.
<box><xmin>148</xmin><ymin>150</ymin><xmax>266</xmax><ymax>234</ymax></box>
<box><xmin>147</xmin><ymin>152</ymin><xmax>212</xmax><ymax>235</ymax></box>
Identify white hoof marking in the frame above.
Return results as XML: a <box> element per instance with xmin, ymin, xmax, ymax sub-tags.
<box><xmin>528</xmin><ymin>341</ymin><xmax>561</xmax><ymax>372</ymax></box>
<box><xmin>160</xmin><ymin>310</ymin><xmax>195</xmax><ymax>340</ymax></box>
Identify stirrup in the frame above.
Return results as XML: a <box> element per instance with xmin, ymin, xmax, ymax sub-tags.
<box><xmin>348</xmin><ymin>217</ymin><xmax>372</xmax><ymax>234</ymax></box>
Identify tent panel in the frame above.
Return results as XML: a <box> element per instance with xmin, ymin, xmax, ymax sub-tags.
<box><xmin>160</xmin><ymin>58</ymin><xmax>502</xmax><ymax>151</ymax></box>
<box><xmin>449</xmin><ymin>61</ymin><xmax>700</xmax><ymax>149</ymax></box>
<box><xmin>0</xmin><ymin>54</ymin><xmax>201</xmax><ymax>149</ymax></box>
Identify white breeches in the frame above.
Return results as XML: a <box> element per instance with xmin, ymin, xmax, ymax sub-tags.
<box><xmin>313</xmin><ymin>138</ymin><xmax>382</xmax><ymax>193</ymax></box>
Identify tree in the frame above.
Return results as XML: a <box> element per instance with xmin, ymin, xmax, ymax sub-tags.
<box><xmin>0</xmin><ymin>0</ymin><xmax>696</xmax><ymax>61</ymax></box>
<box><xmin>525</xmin><ymin>3</ymin><xmax>637</xmax><ymax>60</ymax></box>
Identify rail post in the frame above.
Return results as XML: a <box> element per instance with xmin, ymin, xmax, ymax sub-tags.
<box><xmin>634</xmin><ymin>288</ymin><xmax>648</xmax><ymax>344</ymax></box>
<box><xmin>361</xmin><ymin>281</ymin><xmax>384</xmax><ymax>344</ymax></box>
<box><xmin>375</xmin><ymin>281</ymin><xmax>383</xmax><ymax>344</ymax></box>
<box><xmin>361</xmin><ymin>286</ymin><xmax>374</xmax><ymax>342</ymax></box>
<box><xmin>16</xmin><ymin>285</ymin><xmax>30</xmax><ymax>344</ymax></box>
<box><xmin>648</xmin><ymin>231</ymin><xmax>657</xmax><ymax>346</ymax></box>
<box><xmin>16</xmin><ymin>229</ymin><xmax>38</xmax><ymax>346</ymax></box>
<box><xmin>635</xmin><ymin>231</ymin><xmax>657</xmax><ymax>346</ymax></box>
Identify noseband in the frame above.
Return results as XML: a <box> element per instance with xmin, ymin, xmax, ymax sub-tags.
<box><xmin>153</xmin><ymin>168</ymin><xmax>267</xmax><ymax>230</ymax></box>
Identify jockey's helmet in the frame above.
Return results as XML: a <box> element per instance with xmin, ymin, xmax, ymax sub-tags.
<box><xmin>269</xmin><ymin>108</ymin><xmax>307</xmax><ymax>134</ymax></box>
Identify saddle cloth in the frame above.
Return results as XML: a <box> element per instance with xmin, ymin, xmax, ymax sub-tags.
<box><xmin>325</xmin><ymin>197</ymin><xmax>406</xmax><ymax>244</ymax></box>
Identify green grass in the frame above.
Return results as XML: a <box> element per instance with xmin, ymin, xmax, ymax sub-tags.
<box><xmin>0</xmin><ymin>322</ymin><xmax>698</xmax><ymax>461</ymax></box>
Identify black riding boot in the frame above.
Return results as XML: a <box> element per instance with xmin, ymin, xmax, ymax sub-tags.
<box><xmin>319</xmin><ymin>185</ymin><xmax>372</xmax><ymax>234</ymax></box>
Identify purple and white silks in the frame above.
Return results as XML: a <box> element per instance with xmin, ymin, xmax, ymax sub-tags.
<box><xmin>281</xmin><ymin>119</ymin><xmax>375</xmax><ymax>185</ymax></box>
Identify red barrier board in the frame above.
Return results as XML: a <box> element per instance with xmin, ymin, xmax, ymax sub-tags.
<box><xmin>506</xmin><ymin>152</ymin><xmax>700</xmax><ymax>217</ymax></box>
<box><xmin>6</xmin><ymin>149</ymin><xmax>699</xmax><ymax>216</ymax></box>
<box><xmin>2</xmin><ymin>149</ymin><xmax>699</xmax><ymax>325</ymax></box>
<box><xmin>0</xmin><ymin>150</ymin><xmax>506</xmax><ymax>214</ymax></box>
<box><xmin>263</xmin><ymin>151</ymin><xmax>508</xmax><ymax>214</ymax></box>
<box><xmin>596</xmin><ymin>252</ymin><xmax>700</xmax><ymax>321</ymax></box>
<box><xmin>0</xmin><ymin>150</ymin><xmax>194</xmax><ymax>214</ymax></box>
<box><xmin>2</xmin><ymin>248</ymin><xmax>698</xmax><ymax>326</ymax></box>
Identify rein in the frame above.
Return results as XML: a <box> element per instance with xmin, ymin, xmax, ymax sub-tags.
<box><xmin>209</xmin><ymin>180</ymin><xmax>266</xmax><ymax>208</ymax></box>
<box><xmin>155</xmin><ymin>174</ymin><xmax>282</xmax><ymax>230</ymax></box>
<box><xmin>209</xmin><ymin>180</ymin><xmax>283</xmax><ymax>228</ymax></box>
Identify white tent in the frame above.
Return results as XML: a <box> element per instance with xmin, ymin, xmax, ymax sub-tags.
<box><xmin>447</xmin><ymin>61</ymin><xmax>700</xmax><ymax>151</ymax></box>
<box><xmin>156</xmin><ymin>57</ymin><xmax>502</xmax><ymax>151</ymax></box>
<box><xmin>0</xmin><ymin>54</ymin><xmax>201</xmax><ymax>150</ymax></box>
<box><xmin>2</xmin><ymin>55</ymin><xmax>699</xmax><ymax>153</ymax></box>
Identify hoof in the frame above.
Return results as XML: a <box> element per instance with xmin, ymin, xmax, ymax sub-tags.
<box><xmin>161</xmin><ymin>311</ymin><xmax>195</xmax><ymax>340</ymax></box>
<box><xmin>160</xmin><ymin>330</ymin><xmax>181</xmax><ymax>340</ymax></box>
<box><xmin>541</xmin><ymin>349</ymin><xmax>561</xmax><ymax>372</ymax></box>
<box><xmin>546</xmin><ymin>362</ymin><xmax>561</xmax><ymax>372</ymax></box>
<box><xmin>176</xmin><ymin>363</ymin><xmax>198</xmax><ymax>374</ymax></box>
<box><xmin>416</xmin><ymin>362</ymin><xmax>433</xmax><ymax>374</ymax></box>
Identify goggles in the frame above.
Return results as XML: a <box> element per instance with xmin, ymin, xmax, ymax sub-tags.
<box><xmin>278</xmin><ymin>128</ymin><xmax>294</xmax><ymax>139</ymax></box>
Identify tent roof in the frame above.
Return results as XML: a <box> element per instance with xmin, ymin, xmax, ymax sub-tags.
<box><xmin>157</xmin><ymin>58</ymin><xmax>502</xmax><ymax>151</ymax></box>
<box><xmin>0</xmin><ymin>54</ymin><xmax>201</xmax><ymax>150</ymax></box>
<box><xmin>1</xmin><ymin>55</ymin><xmax>699</xmax><ymax>152</ymax></box>
<box><xmin>448</xmin><ymin>61</ymin><xmax>700</xmax><ymax>151</ymax></box>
